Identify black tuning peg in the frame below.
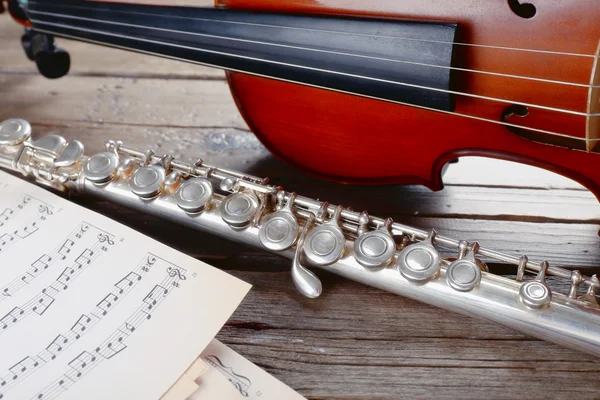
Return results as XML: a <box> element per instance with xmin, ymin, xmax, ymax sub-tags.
<box><xmin>21</xmin><ymin>29</ymin><xmax>70</xmax><ymax>79</ymax></box>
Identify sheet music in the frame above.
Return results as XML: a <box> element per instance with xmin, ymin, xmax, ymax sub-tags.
<box><xmin>196</xmin><ymin>340</ymin><xmax>306</xmax><ymax>400</ymax></box>
<box><xmin>0</xmin><ymin>171</ymin><xmax>251</xmax><ymax>400</ymax></box>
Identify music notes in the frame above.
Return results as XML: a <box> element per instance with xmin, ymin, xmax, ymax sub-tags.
<box><xmin>0</xmin><ymin>238</ymin><xmax>115</xmax><ymax>335</ymax></box>
<box><xmin>0</xmin><ymin>223</ymin><xmax>107</xmax><ymax>302</ymax></box>
<box><xmin>0</xmin><ymin>169</ymin><xmax>250</xmax><ymax>400</ymax></box>
<box><xmin>0</xmin><ymin>195</ymin><xmax>54</xmax><ymax>254</ymax></box>
<box><xmin>0</xmin><ymin>255</ymin><xmax>156</xmax><ymax>394</ymax></box>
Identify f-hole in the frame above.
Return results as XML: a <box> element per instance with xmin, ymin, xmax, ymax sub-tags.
<box><xmin>502</xmin><ymin>104</ymin><xmax>529</xmax><ymax>123</ymax></box>
<box><xmin>502</xmin><ymin>104</ymin><xmax>585</xmax><ymax>150</ymax></box>
<box><xmin>508</xmin><ymin>0</ymin><xmax>537</xmax><ymax>19</ymax></box>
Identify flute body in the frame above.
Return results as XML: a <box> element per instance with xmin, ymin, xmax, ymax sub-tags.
<box><xmin>1</xmin><ymin>118</ymin><xmax>600</xmax><ymax>357</ymax></box>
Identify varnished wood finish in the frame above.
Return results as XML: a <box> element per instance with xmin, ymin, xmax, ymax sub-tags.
<box><xmin>217</xmin><ymin>0</ymin><xmax>600</xmax><ymax>199</ymax></box>
<box><xmin>7</xmin><ymin>0</ymin><xmax>600</xmax><ymax>199</ymax></box>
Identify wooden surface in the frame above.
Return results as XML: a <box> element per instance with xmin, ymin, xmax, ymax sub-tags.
<box><xmin>2</xmin><ymin>10</ymin><xmax>600</xmax><ymax>399</ymax></box>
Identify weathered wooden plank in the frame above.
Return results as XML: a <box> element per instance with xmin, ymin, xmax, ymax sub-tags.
<box><xmin>0</xmin><ymin>74</ymin><xmax>245</xmax><ymax>128</ymax></box>
<box><xmin>217</xmin><ymin>271</ymin><xmax>600</xmax><ymax>400</ymax></box>
<box><xmin>443</xmin><ymin>156</ymin><xmax>586</xmax><ymax>191</ymax></box>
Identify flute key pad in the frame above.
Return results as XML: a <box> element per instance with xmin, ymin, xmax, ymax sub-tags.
<box><xmin>83</xmin><ymin>152</ymin><xmax>119</xmax><ymax>184</ymax></box>
<box><xmin>259</xmin><ymin>212</ymin><xmax>299</xmax><ymax>252</ymax></box>
<box><xmin>0</xmin><ymin>118</ymin><xmax>31</xmax><ymax>146</ymax></box>
<box><xmin>219</xmin><ymin>192</ymin><xmax>259</xmax><ymax>228</ymax></box>
<box><xmin>129</xmin><ymin>165</ymin><xmax>165</xmax><ymax>199</ymax></box>
<box><xmin>354</xmin><ymin>230</ymin><xmax>396</xmax><ymax>269</ymax></box>
<box><xmin>174</xmin><ymin>177</ymin><xmax>213</xmax><ymax>213</ymax></box>
<box><xmin>446</xmin><ymin>259</ymin><xmax>481</xmax><ymax>292</ymax></box>
<box><xmin>398</xmin><ymin>232</ymin><xmax>440</xmax><ymax>284</ymax></box>
<box><xmin>520</xmin><ymin>281</ymin><xmax>552</xmax><ymax>309</ymax></box>
<box><xmin>304</xmin><ymin>227</ymin><xmax>345</xmax><ymax>266</ymax></box>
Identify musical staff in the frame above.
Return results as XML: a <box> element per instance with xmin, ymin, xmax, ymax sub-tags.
<box><xmin>0</xmin><ymin>237</ymin><xmax>115</xmax><ymax>336</ymax></box>
<box><xmin>0</xmin><ymin>208</ymin><xmax>13</xmax><ymax>227</ymax></box>
<box><xmin>0</xmin><ymin>197</ymin><xmax>54</xmax><ymax>255</ymax></box>
<box><xmin>0</xmin><ymin>169</ymin><xmax>249</xmax><ymax>400</ymax></box>
<box><xmin>29</xmin><ymin>261</ymin><xmax>186</xmax><ymax>400</ymax></box>
<box><xmin>0</xmin><ymin>255</ymin><xmax>157</xmax><ymax>394</ymax></box>
<box><xmin>0</xmin><ymin>223</ymin><xmax>105</xmax><ymax>302</ymax></box>
<box><xmin>0</xmin><ymin>195</ymin><xmax>31</xmax><ymax>228</ymax></box>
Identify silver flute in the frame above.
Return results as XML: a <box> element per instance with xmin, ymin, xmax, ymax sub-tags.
<box><xmin>1</xmin><ymin>118</ymin><xmax>600</xmax><ymax>357</ymax></box>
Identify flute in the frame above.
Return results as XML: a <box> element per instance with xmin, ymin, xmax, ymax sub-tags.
<box><xmin>1</xmin><ymin>118</ymin><xmax>599</xmax><ymax>357</ymax></box>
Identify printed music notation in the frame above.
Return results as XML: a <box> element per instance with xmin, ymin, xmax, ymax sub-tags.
<box><xmin>0</xmin><ymin>255</ymin><xmax>157</xmax><ymax>394</ymax></box>
<box><xmin>203</xmin><ymin>354</ymin><xmax>252</xmax><ymax>397</ymax></box>
<box><xmin>0</xmin><ymin>232</ymin><xmax>115</xmax><ymax>336</ymax></box>
<box><xmin>199</xmin><ymin>340</ymin><xmax>307</xmax><ymax>400</ymax></box>
<box><xmin>0</xmin><ymin>169</ymin><xmax>250</xmax><ymax>400</ymax></box>
<box><xmin>0</xmin><ymin>196</ymin><xmax>33</xmax><ymax>227</ymax></box>
<box><xmin>0</xmin><ymin>195</ymin><xmax>54</xmax><ymax>255</ymax></box>
<box><xmin>0</xmin><ymin>223</ymin><xmax>111</xmax><ymax>302</ymax></box>
<box><xmin>31</xmin><ymin>262</ymin><xmax>187</xmax><ymax>400</ymax></box>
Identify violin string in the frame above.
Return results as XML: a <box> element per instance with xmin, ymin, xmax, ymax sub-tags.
<box><xmin>27</xmin><ymin>1</ymin><xmax>599</xmax><ymax>59</ymax></box>
<box><xmin>29</xmin><ymin>9</ymin><xmax>598</xmax><ymax>90</ymax></box>
<box><xmin>28</xmin><ymin>23</ymin><xmax>600</xmax><ymax>144</ymax></box>
<box><xmin>28</xmin><ymin>13</ymin><xmax>598</xmax><ymax>119</ymax></box>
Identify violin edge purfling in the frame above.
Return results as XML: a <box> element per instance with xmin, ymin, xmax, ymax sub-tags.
<box><xmin>1</xmin><ymin>117</ymin><xmax>600</xmax><ymax>358</ymax></box>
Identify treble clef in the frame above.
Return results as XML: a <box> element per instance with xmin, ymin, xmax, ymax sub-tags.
<box><xmin>38</xmin><ymin>205</ymin><xmax>53</xmax><ymax>215</ymax></box>
<box><xmin>167</xmin><ymin>267</ymin><xmax>186</xmax><ymax>281</ymax></box>
<box><xmin>97</xmin><ymin>233</ymin><xmax>115</xmax><ymax>245</ymax></box>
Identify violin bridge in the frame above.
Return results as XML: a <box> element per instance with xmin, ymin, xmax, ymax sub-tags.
<box><xmin>586</xmin><ymin>40</ymin><xmax>600</xmax><ymax>153</ymax></box>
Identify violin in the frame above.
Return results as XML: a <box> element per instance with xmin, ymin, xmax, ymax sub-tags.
<box><xmin>5</xmin><ymin>0</ymin><xmax>600</xmax><ymax>200</ymax></box>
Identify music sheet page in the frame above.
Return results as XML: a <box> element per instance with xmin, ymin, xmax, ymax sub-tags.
<box><xmin>0</xmin><ymin>170</ymin><xmax>251</xmax><ymax>400</ymax></box>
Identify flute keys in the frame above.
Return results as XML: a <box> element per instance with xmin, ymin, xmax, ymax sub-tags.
<box><xmin>0</xmin><ymin>118</ymin><xmax>31</xmax><ymax>146</ymax></box>
<box><xmin>520</xmin><ymin>260</ymin><xmax>552</xmax><ymax>309</ymax></box>
<box><xmin>398</xmin><ymin>230</ymin><xmax>440</xmax><ymax>284</ymax></box>
<box><xmin>55</xmin><ymin>140</ymin><xmax>84</xmax><ymax>167</ymax></box>
<box><xmin>116</xmin><ymin>158</ymin><xmax>135</xmax><ymax>179</ymax></box>
<box><xmin>164</xmin><ymin>171</ymin><xmax>183</xmax><ymax>193</ymax></box>
<box><xmin>83</xmin><ymin>152</ymin><xmax>119</xmax><ymax>184</ymax></box>
<box><xmin>446</xmin><ymin>260</ymin><xmax>481</xmax><ymax>292</ymax></box>
<box><xmin>129</xmin><ymin>165</ymin><xmax>166</xmax><ymax>199</ymax></box>
<box><xmin>28</xmin><ymin>134</ymin><xmax>66</xmax><ymax>162</ymax></box>
<box><xmin>446</xmin><ymin>242</ymin><xmax>482</xmax><ymax>292</ymax></box>
<box><xmin>174</xmin><ymin>177</ymin><xmax>214</xmax><ymax>214</ymax></box>
<box><xmin>303</xmin><ymin>205</ymin><xmax>345</xmax><ymax>266</ymax></box>
<box><xmin>520</xmin><ymin>282</ymin><xmax>552</xmax><ymax>309</ymax></box>
<box><xmin>259</xmin><ymin>193</ymin><xmax>299</xmax><ymax>252</ymax></box>
<box><xmin>354</xmin><ymin>218</ymin><xmax>396</xmax><ymax>269</ymax></box>
<box><xmin>219</xmin><ymin>192</ymin><xmax>259</xmax><ymax>228</ymax></box>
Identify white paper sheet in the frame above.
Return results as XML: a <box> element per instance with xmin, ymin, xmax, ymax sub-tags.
<box><xmin>0</xmin><ymin>170</ymin><xmax>251</xmax><ymax>400</ymax></box>
<box><xmin>196</xmin><ymin>340</ymin><xmax>306</xmax><ymax>400</ymax></box>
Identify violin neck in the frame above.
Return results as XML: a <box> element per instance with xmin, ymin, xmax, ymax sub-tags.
<box><xmin>24</xmin><ymin>0</ymin><xmax>458</xmax><ymax>111</ymax></box>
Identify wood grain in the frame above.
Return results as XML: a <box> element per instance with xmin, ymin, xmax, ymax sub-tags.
<box><xmin>1</xmin><ymin>9</ymin><xmax>600</xmax><ymax>399</ymax></box>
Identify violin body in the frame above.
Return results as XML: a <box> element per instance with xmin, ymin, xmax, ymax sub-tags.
<box><xmin>7</xmin><ymin>0</ymin><xmax>600</xmax><ymax>199</ymax></box>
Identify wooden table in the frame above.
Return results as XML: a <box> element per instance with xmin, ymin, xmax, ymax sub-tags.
<box><xmin>2</xmin><ymin>10</ymin><xmax>600</xmax><ymax>400</ymax></box>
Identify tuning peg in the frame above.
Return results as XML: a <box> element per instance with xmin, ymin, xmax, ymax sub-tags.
<box><xmin>21</xmin><ymin>29</ymin><xmax>70</xmax><ymax>79</ymax></box>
